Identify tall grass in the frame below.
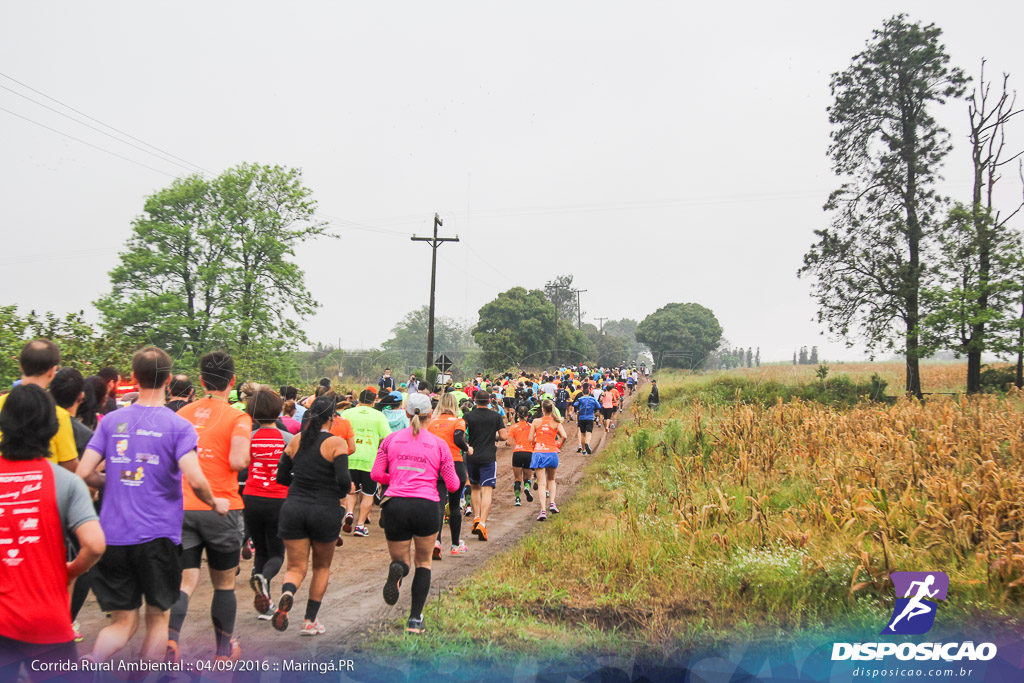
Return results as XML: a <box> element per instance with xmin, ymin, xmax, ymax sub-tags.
<box><xmin>364</xmin><ymin>367</ymin><xmax>1024</xmax><ymax>660</ymax></box>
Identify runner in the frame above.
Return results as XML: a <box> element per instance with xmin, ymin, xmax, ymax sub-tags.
<box><xmin>0</xmin><ymin>339</ymin><xmax>78</xmax><ymax>473</ymax></box>
<box><xmin>341</xmin><ymin>389</ymin><xmax>391</xmax><ymax>539</ymax></box>
<box><xmin>171</xmin><ymin>352</ymin><xmax>252</xmax><ymax>662</ymax></box>
<box><xmin>243</xmin><ymin>388</ymin><xmax>292</xmax><ymax>621</ymax></box>
<box><xmin>278</xmin><ymin>400</ymin><xmax>301</xmax><ymax>435</ymax></box>
<box><xmin>573</xmin><ymin>385</ymin><xmax>600</xmax><ymax>455</ymax></box>
<box><xmin>529</xmin><ymin>399</ymin><xmax>567</xmax><ymax>522</ymax></box>
<box><xmin>462</xmin><ymin>391</ymin><xmax>507</xmax><ymax>541</ymax></box>
<box><xmin>372</xmin><ymin>393</ymin><xmax>461</xmax><ymax>634</ymax></box>
<box><xmin>380</xmin><ymin>391</ymin><xmax>410</xmax><ymax>433</ymax></box>
<box><xmin>426</xmin><ymin>392</ymin><xmax>469</xmax><ymax>557</ymax></box>
<box><xmin>0</xmin><ymin>384</ymin><xmax>105</xmax><ymax>678</ymax></box>
<box><xmin>77</xmin><ymin>347</ymin><xmax>229</xmax><ymax>665</ymax></box>
<box><xmin>271</xmin><ymin>395</ymin><xmax>351</xmax><ymax>635</ymax></box>
<box><xmin>599</xmin><ymin>383</ymin><xmax>617</xmax><ymax>430</ymax></box>
<box><xmin>166</xmin><ymin>374</ymin><xmax>194</xmax><ymax>412</ymax></box>
<box><xmin>506</xmin><ymin>408</ymin><xmax>534</xmax><ymax>507</ymax></box>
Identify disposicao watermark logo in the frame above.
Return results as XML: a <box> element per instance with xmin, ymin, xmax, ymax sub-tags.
<box><xmin>831</xmin><ymin>570</ymin><xmax>997</xmax><ymax>662</ymax></box>
<box><xmin>882</xmin><ymin>571</ymin><xmax>948</xmax><ymax>635</ymax></box>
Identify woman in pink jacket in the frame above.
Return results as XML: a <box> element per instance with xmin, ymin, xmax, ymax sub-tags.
<box><xmin>372</xmin><ymin>392</ymin><xmax>460</xmax><ymax>634</ymax></box>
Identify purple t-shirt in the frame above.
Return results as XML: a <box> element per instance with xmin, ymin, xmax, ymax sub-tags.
<box><xmin>85</xmin><ymin>403</ymin><xmax>198</xmax><ymax>545</ymax></box>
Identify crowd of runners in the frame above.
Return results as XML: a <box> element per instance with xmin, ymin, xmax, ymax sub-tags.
<box><xmin>0</xmin><ymin>337</ymin><xmax>649</xmax><ymax>677</ymax></box>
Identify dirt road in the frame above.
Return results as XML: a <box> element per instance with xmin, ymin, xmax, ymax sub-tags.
<box><xmin>74</xmin><ymin>406</ymin><xmax>625</xmax><ymax>664</ymax></box>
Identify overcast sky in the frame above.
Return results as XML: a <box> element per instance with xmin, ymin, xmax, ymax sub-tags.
<box><xmin>2</xmin><ymin>1</ymin><xmax>1023</xmax><ymax>363</ymax></box>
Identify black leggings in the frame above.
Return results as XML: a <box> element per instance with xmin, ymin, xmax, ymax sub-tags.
<box><xmin>242</xmin><ymin>495</ymin><xmax>285</xmax><ymax>579</ymax></box>
<box><xmin>437</xmin><ymin>461</ymin><xmax>468</xmax><ymax>546</ymax></box>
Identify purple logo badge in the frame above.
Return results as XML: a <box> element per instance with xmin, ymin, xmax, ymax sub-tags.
<box><xmin>882</xmin><ymin>571</ymin><xmax>949</xmax><ymax>635</ymax></box>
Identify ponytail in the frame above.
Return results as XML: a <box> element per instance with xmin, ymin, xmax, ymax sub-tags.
<box><xmin>410</xmin><ymin>414</ymin><xmax>422</xmax><ymax>437</ymax></box>
<box><xmin>300</xmin><ymin>395</ymin><xmax>336</xmax><ymax>454</ymax></box>
<box><xmin>542</xmin><ymin>399</ymin><xmax>562</xmax><ymax>423</ymax></box>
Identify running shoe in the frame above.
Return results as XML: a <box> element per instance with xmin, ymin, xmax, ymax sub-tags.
<box><xmin>464</xmin><ymin>504</ymin><xmax>473</xmax><ymax>517</ymax></box>
<box><xmin>515</xmin><ymin>494</ymin><xmax>521</xmax><ymax>506</ymax></box>
<box><xmin>214</xmin><ymin>638</ymin><xmax>242</xmax><ymax>662</ymax></box>
<box><xmin>250</xmin><ymin>573</ymin><xmax>271</xmax><ymax>615</ymax></box>
<box><xmin>523</xmin><ymin>485</ymin><xmax>533</xmax><ymax>503</ymax></box>
<box><xmin>353</xmin><ymin>526</ymin><xmax>369</xmax><ymax>537</ymax></box>
<box><xmin>342</xmin><ymin>512</ymin><xmax>354</xmax><ymax>534</ymax></box>
<box><xmin>576</xmin><ymin>446</ymin><xmax>583</xmax><ymax>453</ymax></box>
<box><xmin>336</xmin><ymin>535</ymin><xmax>344</xmax><ymax>547</ymax></box>
<box><xmin>537</xmin><ymin>511</ymin><xmax>547</xmax><ymax>522</ymax></box>
<box><xmin>433</xmin><ymin>541</ymin><xmax>443</xmax><ymax>561</ymax></box>
<box><xmin>472</xmin><ymin>517</ymin><xmax>481</xmax><ymax>533</ymax></box>
<box><xmin>406</xmin><ymin>617</ymin><xmax>426</xmax><ymax>635</ymax></box>
<box><xmin>450</xmin><ymin>541</ymin><xmax>467</xmax><ymax>555</ymax></box>
<box><xmin>300</xmin><ymin>620</ymin><xmax>325</xmax><ymax>636</ymax></box>
<box><xmin>549</xmin><ymin>503</ymin><xmax>560</xmax><ymax>514</ymax></box>
<box><xmin>72</xmin><ymin>620</ymin><xmax>83</xmax><ymax>643</ymax></box>
<box><xmin>383</xmin><ymin>561</ymin><xmax>405</xmax><ymax>606</ymax></box>
<box><xmin>585</xmin><ymin>445</ymin><xmax>592</xmax><ymax>455</ymax></box>
<box><xmin>474</xmin><ymin>524</ymin><xmax>488</xmax><ymax>541</ymax></box>
<box><xmin>241</xmin><ymin>538</ymin><xmax>254</xmax><ymax>560</ymax></box>
<box><xmin>272</xmin><ymin>592</ymin><xmax>294</xmax><ymax>632</ymax></box>
<box><xmin>257</xmin><ymin>602</ymin><xmax>276</xmax><ymax>621</ymax></box>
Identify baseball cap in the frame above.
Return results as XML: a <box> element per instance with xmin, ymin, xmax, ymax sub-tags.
<box><xmin>405</xmin><ymin>392</ymin><xmax>432</xmax><ymax>417</ymax></box>
<box><xmin>474</xmin><ymin>391</ymin><xmax>490</xmax><ymax>402</ymax></box>
<box><xmin>454</xmin><ymin>382</ymin><xmax>463</xmax><ymax>389</ymax></box>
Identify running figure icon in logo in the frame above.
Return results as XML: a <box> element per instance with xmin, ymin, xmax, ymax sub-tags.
<box><xmin>883</xmin><ymin>571</ymin><xmax>949</xmax><ymax>635</ymax></box>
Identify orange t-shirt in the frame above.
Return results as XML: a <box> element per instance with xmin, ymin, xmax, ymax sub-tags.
<box><xmin>427</xmin><ymin>414</ymin><xmax>467</xmax><ymax>462</ymax></box>
<box><xmin>177</xmin><ymin>397</ymin><xmax>253</xmax><ymax>510</ymax></box>
<box><xmin>509</xmin><ymin>421</ymin><xmax>532</xmax><ymax>453</ymax></box>
<box><xmin>532</xmin><ymin>416</ymin><xmax>561</xmax><ymax>453</ymax></box>
<box><xmin>329</xmin><ymin>415</ymin><xmax>355</xmax><ymax>441</ymax></box>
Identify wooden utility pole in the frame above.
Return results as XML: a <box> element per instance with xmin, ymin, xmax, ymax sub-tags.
<box><xmin>550</xmin><ymin>284</ymin><xmax>571</xmax><ymax>367</ymax></box>
<box><xmin>596</xmin><ymin>316</ymin><xmax>608</xmax><ymax>333</ymax></box>
<box><xmin>411</xmin><ymin>213</ymin><xmax>459</xmax><ymax>371</ymax></box>
<box><xmin>572</xmin><ymin>288</ymin><xmax>587</xmax><ymax>329</ymax></box>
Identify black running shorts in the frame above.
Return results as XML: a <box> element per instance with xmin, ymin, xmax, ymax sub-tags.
<box><xmin>350</xmin><ymin>468</ymin><xmax>379</xmax><ymax>497</ymax></box>
<box><xmin>278</xmin><ymin>499</ymin><xmax>342</xmax><ymax>544</ymax></box>
<box><xmin>512</xmin><ymin>451</ymin><xmax>533</xmax><ymax>469</ymax></box>
<box><xmin>92</xmin><ymin>537</ymin><xmax>182</xmax><ymax>611</ymax></box>
<box><xmin>578</xmin><ymin>419</ymin><xmax>594</xmax><ymax>433</ymax></box>
<box><xmin>383</xmin><ymin>497</ymin><xmax>440</xmax><ymax>542</ymax></box>
<box><xmin>600</xmin><ymin>408</ymin><xmax>614</xmax><ymax>420</ymax></box>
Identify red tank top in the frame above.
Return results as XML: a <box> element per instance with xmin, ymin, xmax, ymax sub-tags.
<box><xmin>243</xmin><ymin>427</ymin><xmax>290</xmax><ymax>499</ymax></box>
<box><xmin>0</xmin><ymin>458</ymin><xmax>74</xmax><ymax>644</ymax></box>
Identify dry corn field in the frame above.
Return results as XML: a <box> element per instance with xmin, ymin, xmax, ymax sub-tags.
<box><xmin>631</xmin><ymin>389</ymin><xmax>1024</xmax><ymax>607</ymax></box>
<box><xmin>703</xmin><ymin>361</ymin><xmax>975</xmax><ymax>393</ymax></box>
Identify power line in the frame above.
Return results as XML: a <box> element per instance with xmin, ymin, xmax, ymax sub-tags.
<box><xmin>0</xmin><ymin>105</ymin><xmax>178</xmax><ymax>178</ymax></box>
<box><xmin>0</xmin><ymin>71</ymin><xmax>209</xmax><ymax>175</ymax></box>
<box><xmin>0</xmin><ymin>82</ymin><xmax>205</xmax><ymax>176</ymax></box>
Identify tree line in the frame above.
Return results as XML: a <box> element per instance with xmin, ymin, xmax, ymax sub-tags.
<box><xmin>800</xmin><ymin>15</ymin><xmax>1024</xmax><ymax>396</ymax></box>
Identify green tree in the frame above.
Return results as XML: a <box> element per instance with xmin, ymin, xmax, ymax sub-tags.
<box><xmin>602</xmin><ymin>318</ymin><xmax>649</xmax><ymax>362</ymax></box>
<box><xmin>581</xmin><ymin>323</ymin><xmax>629</xmax><ymax>367</ymax></box>
<box><xmin>923</xmin><ymin>205</ymin><xmax>1023</xmax><ymax>391</ymax></box>
<box><xmin>382</xmin><ymin>306</ymin><xmax>478</xmax><ymax>372</ymax></box>
<box><xmin>799</xmin><ymin>15</ymin><xmax>967</xmax><ymax>398</ymax></box>
<box><xmin>96</xmin><ymin>163</ymin><xmax>328</xmax><ymax>379</ymax></box>
<box><xmin>544</xmin><ymin>274</ymin><xmax>579</xmax><ymax>325</ymax></box>
<box><xmin>923</xmin><ymin>64</ymin><xmax>1024</xmax><ymax>393</ymax></box>
<box><xmin>0</xmin><ymin>306</ymin><xmax>30</xmax><ymax>385</ymax></box>
<box><xmin>473</xmin><ymin>287</ymin><xmax>593</xmax><ymax>370</ymax></box>
<box><xmin>0</xmin><ymin>307</ymin><xmax>133</xmax><ymax>386</ymax></box>
<box><xmin>636</xmin><ymin>302</ymin><xmax>722</xmax><ymax>369</ymax></box>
